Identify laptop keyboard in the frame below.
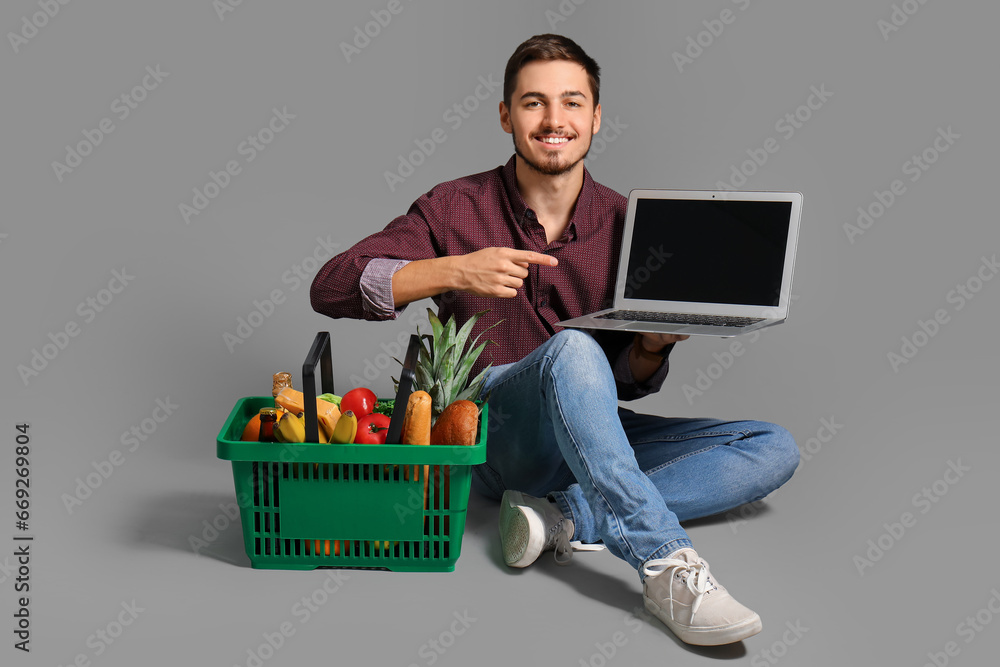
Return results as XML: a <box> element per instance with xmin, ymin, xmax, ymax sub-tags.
<box><xmin>596</xmin><ymin>310</ymin><xmax>765</xmax><ymax>328</ymax></box>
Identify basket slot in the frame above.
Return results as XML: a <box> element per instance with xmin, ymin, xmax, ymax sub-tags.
<box><xmin>261</xmin><ymin>462</ymin><xmax>270</xmax><ymax>508</ymax></box>
<box><xmin>252</xmin><ymin>462</ymin><xmax>260</xmax><ymax>506</ymax></box>
<box><xmin>272</xmin><ymin>463</ymin><xmax>280</xmax><ymax>507</ymax></box>
<box><xmin>444</xmin><ymin>465</ymin><xmax>450</xmax><ymax>510</ymax></box>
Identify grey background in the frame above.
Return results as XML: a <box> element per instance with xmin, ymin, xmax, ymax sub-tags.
<box><xmin>2</xmin><ymin>0</ymin><xmax>998</xmax><ymax>665</ymax></box>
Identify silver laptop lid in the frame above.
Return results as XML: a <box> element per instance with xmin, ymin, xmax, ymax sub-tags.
<box><xmin>614</xmin><ymin>189</ymin><xmax>803</xmax><ymax>320</ymax></box>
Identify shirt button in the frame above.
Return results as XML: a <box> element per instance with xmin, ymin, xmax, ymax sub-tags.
<box><xmin>540</xmin><ymin>299</ymin><xmax>548</xmax><ymax>307</ymax></box>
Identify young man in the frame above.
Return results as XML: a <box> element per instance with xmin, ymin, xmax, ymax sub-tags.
<box><xmin>311</xmin><ymin>34</ymin><xmax>799</xmax><ymax>646</ymax></box>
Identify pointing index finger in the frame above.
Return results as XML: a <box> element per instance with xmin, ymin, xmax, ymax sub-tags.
<box><xmin>514</xmin><ymin>250</ymin><xmax>558</xmax><ymax>267</ymax></box>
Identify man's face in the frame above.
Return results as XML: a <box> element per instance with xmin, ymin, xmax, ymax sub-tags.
<box><xmin>500</xmin><ymin>59</ymin><xmax>602</xmax><ymax>177</ymax></box>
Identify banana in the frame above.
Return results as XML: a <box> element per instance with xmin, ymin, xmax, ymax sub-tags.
<box><xmin>279</xmin><ymin>413</ymin><xmax>299</xmax><ymax>442</ymax></box>
<box><xmin>330</xmin><ymin>410</ymin><xmax>358</xmax><ymax>444</ymax></box>
<box><xmin>275</xmin><ymin>411</ymin><xmax>333</xmax><ymax>444</ymax></box>
<box><xmin>274</xmin><ymin>411</ymin><xmax>305</xmax><ymax>443</ymax></box>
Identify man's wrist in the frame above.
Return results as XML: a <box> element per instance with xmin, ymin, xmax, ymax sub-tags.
<box><xmin>633</xmin><ymin>333</ymin><xmax>668</xmax><ymax>362</ymax></box>
<box><xmin>440</xmin><ymin>255</ymin><xmax>462</xmax><ymax>293</ymax></box>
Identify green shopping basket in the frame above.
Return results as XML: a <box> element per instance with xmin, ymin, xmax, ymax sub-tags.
<box><xmin>216</xmin><ymin>332</ymin><xmax>487</xmax><ymax>572</ymax></box>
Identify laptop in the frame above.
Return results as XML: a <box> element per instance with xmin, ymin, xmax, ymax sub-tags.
<box><xmin>557</xmin><ymin>189</ymin><xmax>803</xmax><ymax>337</ymax></box>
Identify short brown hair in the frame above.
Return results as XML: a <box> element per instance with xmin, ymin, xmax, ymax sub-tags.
<box><xmin>503</xmin><ymin>34</ymin><xmax>601</xmax><ymax>110</ymax></box>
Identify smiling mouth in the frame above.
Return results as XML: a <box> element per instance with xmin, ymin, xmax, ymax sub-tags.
<box><xmin>535</xmin><ymin>135</ymin><xmax>573</xmax><ymax>147</ymax></box>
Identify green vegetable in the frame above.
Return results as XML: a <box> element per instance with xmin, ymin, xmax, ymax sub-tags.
<box><xmin>318</xmin><ymin>393</ymin><xmax>341</xmax><ymax>406</ymax></box>
<box><xmin>372</xmin><ymin>400</ymin><xmax>394</xmax><ymax>416</ymax></box>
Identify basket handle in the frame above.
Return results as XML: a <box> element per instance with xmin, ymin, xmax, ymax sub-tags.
<box><xmin>302</xmin><ymin>331</ymin><xmax>334</xmax><ymax>445</ymax></box>
<box><xmin>384</xmin><ymin>334</ymin><xmax>421</xmax><ymax>445</ymax></box>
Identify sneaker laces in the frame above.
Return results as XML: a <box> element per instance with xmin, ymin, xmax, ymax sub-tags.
<box><xmin>549</xmin><ymin>519</ymin><xmax>606</xmax><ymax>565</ymax></box>
<box><xmin>642</xmin><ymin>555</ymin><xmax>714</xmax><ymax>621</ymax></box>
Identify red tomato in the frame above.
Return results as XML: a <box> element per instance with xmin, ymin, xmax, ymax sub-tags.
<box><xmin>340</xmin><ymin>387</ymin><xmax>376</xmax><ymax>418</ymax></box>
<box><xmin>354</xmin><ymin>413</ymin><xmax>391</xmax><ymax>444</ymax></box>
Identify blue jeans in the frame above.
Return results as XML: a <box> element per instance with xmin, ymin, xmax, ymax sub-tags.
<box><xmin>472</xmin><ymin>329</ymin><xmax>800</xmax><ymax>574</ymax></box>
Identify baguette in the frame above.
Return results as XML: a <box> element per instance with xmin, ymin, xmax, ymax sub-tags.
<box><xmin>401</xmin><ymin>391</ymin><xmax>433</xmax><ymax>519</ymax></box>
<box><xmin>401</xmin><ymin>390</ymin><xmax>432</xmax><ymax>445</ymax></box>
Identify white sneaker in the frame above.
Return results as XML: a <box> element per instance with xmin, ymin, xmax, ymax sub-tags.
<box><xmin>499</xmin><ymin>489</ymin><xmax>604</xmax><ymax>567</ymax></box>
<box><xmin>642</xmin><ymin>548</ymin><xmax>762</xmax><ymax>646</ymax></box>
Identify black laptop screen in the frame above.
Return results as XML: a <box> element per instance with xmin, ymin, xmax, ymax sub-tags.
<box><xmin>623</xmin><ymin>198</ymin><xmax>792</xmax><ymax>307</ymax></box>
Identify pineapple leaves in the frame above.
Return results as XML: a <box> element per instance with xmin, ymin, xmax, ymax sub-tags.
<box><xmin>404</xmin><ymin>308</ymin><xmax>503</xmax><ymax>421</ymax></box>
<box><xmin>426</xmin><ymin>308</ymin><xmax>444</xmax><ymax>346</ymax></box>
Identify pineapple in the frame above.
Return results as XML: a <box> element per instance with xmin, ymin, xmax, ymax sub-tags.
<box><xmin>395</xmin><ymin>308</ymin><xmax>500</xmax><ymax>423</ymax></box>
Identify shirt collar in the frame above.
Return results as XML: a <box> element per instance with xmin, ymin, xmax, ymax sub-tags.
<box><xmin>500</xmin><ymin>154</ymin><xmax>594</xmax><ymax>242</ymax></box>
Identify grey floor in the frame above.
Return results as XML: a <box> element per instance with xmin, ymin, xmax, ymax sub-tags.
<box><xmin>4</xmin><ymin>2</ymin><xmax>999</xmax><ymax>665</ymax></box>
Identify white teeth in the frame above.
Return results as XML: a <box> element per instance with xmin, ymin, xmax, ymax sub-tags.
<box><xmin>539</xmin><ymin>137</ymin><xmax>569</xmax><ymax>144</ymax></box>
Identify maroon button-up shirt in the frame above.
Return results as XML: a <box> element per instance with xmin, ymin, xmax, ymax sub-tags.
<box><xmin>310</xmin><ymin>155</ymin><xmax>671</xmax><ymax>400</ymax></box>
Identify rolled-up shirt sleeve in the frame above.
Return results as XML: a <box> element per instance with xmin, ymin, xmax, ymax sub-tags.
<box><xmin>360</xmin><ymin>258</ymin><xmax>411</xmax><ymax>319</ymax></box>
<box><xmin>311</xmin><ymin>193</ymin><xmax>441</xmax><ymax>321</ymax></box>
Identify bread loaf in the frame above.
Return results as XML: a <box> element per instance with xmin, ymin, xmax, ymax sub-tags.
<box><xmin>430</xmin><ymin>400</ymin><xmax>479</xmax><ymax>447</ymax></box>
<box><xmin>401</xmin><ymin>390</ymin><xmax>432</xmax><ymax>446</ymax></box>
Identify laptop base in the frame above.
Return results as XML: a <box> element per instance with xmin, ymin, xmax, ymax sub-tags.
<box><xmin>556</xmin><ymin>312</ymin><xmax>782</xmax><ymax>337</ymax></box>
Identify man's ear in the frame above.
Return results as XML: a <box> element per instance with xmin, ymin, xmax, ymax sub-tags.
<box><xmin>592</xmin><ymin>102</ymin><xmax>602</xmax><ymax>136</ymax></box>
<box><xmin>499</xmin><ymin>101</ymin><xmax>513</xmax><ymax>134</ymax></box>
